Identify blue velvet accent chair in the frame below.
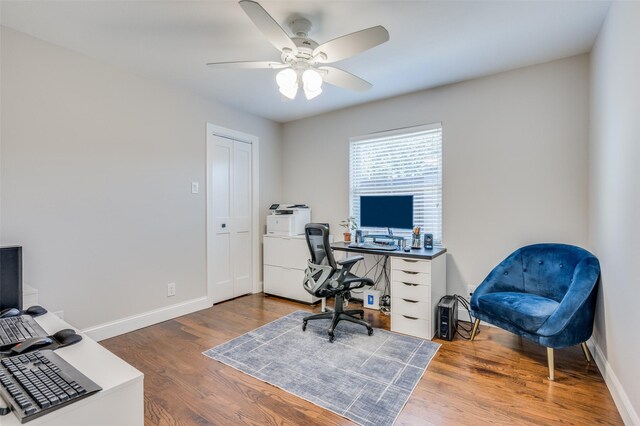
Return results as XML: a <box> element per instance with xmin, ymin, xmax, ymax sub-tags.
<box><xmin>470</xmin><ymin>243</ymin><xmax>600</xmax><ymax>380</ymax></box>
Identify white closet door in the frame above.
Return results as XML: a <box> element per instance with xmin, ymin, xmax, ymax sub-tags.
<box><xmin>232</xmin><ymin>141</ymin><xmax>252</xmax><ymax>296</ymax></box>
<box><xmin>210</xmin><ymin>135</ymin><xmax>253</xmax><ymax>303</ymax></box>
<box><xmin>211</xmin><ymin>136</ymin><xmax>234</xmax><ymax>303</ymax></box>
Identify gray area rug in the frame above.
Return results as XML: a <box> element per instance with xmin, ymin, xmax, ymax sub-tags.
<box><xmin>203</xmin><ymin>310</ymin><xmax>440</xmax><ymax>426</ymax></box>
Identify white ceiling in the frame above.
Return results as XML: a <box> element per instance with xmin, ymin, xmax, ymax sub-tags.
<box><xmin>1</xmin><ymin>1</ymin><xmax>610</xmax><ymax>123</ymax></box>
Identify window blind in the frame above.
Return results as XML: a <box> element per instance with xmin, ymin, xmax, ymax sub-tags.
<box><xmin>349</xmin><ymin>123</ymin><xmax>443</xmax><ymax>243</ymax></box>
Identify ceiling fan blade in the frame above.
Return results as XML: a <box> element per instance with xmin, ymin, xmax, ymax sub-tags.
<box><xmin>319</xmin><ymin>66</ymin><xmax>372</xmax><ymax>92</ymax></box>
<box><xmin>239</xmin><ymin>0</ymin><xmax>297</xmax><ymax>53</ymax></box>
<box><xmin>206</xmin><ymin>61</ymin><xmax>286</xmax><ymax>69</ymax></box>
<box><xmin>313</xmin><ymin>26</ymin><xmax>389</xmax><ymax>63</ymax></box>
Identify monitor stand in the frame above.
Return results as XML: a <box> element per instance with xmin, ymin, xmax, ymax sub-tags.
<box><xmin>365</xmin><ymin>233</ymin><xmax>405</xmax><ymax>246</ymax></box>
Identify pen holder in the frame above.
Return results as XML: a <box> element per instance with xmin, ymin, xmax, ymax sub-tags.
<box><xmin>411</xmin><ymin>234</ymin><xmax>422</xmax><ymax>249</ymax></box>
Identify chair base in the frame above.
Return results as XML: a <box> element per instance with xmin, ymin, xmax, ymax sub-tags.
<box><xmin>302</xmin><ymin>294</ymin><xmax>373</xmax><ymax>342</ymax></box>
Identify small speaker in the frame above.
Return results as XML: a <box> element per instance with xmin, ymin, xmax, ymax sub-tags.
<box><xmin>424</xmin><ymin>233</ymin><xmax>433</xmax><ymax>249</ymax></box>
<box><xmin>0</xmin><ymin>246</ymin><xmax>23</xmax><ymax>310</ymax></box>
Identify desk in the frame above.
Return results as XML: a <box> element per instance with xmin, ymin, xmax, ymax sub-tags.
<box><xmin>0</xmin><ymin>313</ymin><xmax>143</xmax><ymax>426</ymax></box>
<box><xmin>331</xmin><ymin>242</ymin><xmax>446</xmax><ymax>261</ymax></box>
<box><xmin>331</xmin><ymin>242</ymin><xmax>447</xmax><ymax>340</ymax></box>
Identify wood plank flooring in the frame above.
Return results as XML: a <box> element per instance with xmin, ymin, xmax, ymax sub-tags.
<box><xmin>100</xmin><ymin>294</ymin><xmax>622</xmax><ymax>425</ymax></box>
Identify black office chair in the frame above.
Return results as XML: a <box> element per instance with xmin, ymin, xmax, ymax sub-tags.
<box><xmin>302</xmin><ymin>223</ymin><xmax>374</xmax><ymax>342</ymax></box>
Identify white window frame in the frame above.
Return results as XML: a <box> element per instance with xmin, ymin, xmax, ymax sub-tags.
<box><xmin>349</xmin><ymin>122</ymin><xmax>443</xmax><ymax>243</ymax></box>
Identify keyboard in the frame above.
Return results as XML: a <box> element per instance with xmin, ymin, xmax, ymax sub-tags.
<box><xmin>348</xmin><ymin>242</ymin><xmax>398</xmax><ymax>251</ymax></box>
<box><xmin>0</xmin><ymin>350</ymin><xmax>101</xmax><ymax>423</ymax></box>
<box><xmin>0</xmin><ymin>316</ymin><xmax>49</xmax><ymax>350</ymax></box>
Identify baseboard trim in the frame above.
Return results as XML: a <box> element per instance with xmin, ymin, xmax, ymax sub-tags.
<box><xmin>587</xmin><ymin>338</ymin><xmax>639</xmax><ymax>425</ymax></box>
<box><xmin>82</xmin><ymin>296</ymin><xmax>211</xmax><ymax>342</ymax></box>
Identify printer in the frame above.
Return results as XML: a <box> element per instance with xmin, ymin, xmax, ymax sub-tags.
<box><xmin>267</xmin><ymin>204</ymin><xmax>311</xmax><ymax>236</ymax></box>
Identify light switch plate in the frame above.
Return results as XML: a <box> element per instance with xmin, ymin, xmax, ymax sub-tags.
<box><xmin>191</xmin><ymin>182</ymin><xmax>199</xmax><ymax>194</ymax></box>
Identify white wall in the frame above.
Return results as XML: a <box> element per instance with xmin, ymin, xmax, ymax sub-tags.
<box><xmin>0</xmin><ymin>27</ymin><xmax>282</xmax><ymax>331</ymax></box>
<box><xmin>589</xmin><ymin>2</ymin><xmax>640</xmax><ymax>424</ymax></box>
<box><xmin>282</xmin><ymin>55</ymin><xmax>589</xmax><ymax>299</ymax></box>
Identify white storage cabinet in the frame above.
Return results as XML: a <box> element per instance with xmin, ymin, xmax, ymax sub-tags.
<box><xmin>263</xmin><ymin>235</ymin><xmax>320</xmax><ymax>304</ymax></box>
<box><xmin>390</xmin><ymin>254</ymin><xmax>446</xmax><ymax>340</ymax></box>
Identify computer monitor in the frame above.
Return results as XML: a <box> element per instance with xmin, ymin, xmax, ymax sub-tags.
<box><xmin>359</xmin><ymin>195</ymin><xmax>413</xmax><ymax>230</ymax></box>
<box><xmin>0</xmin><ymin>246</ymin><xmax>23</xmax><ymax>310</ymax></box>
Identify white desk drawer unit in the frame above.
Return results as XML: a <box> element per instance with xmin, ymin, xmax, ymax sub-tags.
<box><xmin>263</xmin><ymin>235</ymin><xmax>309</xmax><ymax>270</ymax></box>
<box><xmin>263</xmin><ymin>265</ymin><xmax>311</xmax><ymax>303</ymax></box>
<box><xmin>263</xmin><ymin>234</ymin><xmax>325</xmax><ymax>304</ymax></box>
<box><xmin>393</xmin><ymin>283</ymin><xmax>430</xmax><ymax>304</ymax></box>
<box><xmin>390</xmin><ymin>253</ymin><xmax>446</xmax><ymax>340</ymax></box>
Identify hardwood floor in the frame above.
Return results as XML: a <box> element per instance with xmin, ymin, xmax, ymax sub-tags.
<box><xmin>101</xmin><ymin>294</ymin><xmax>622</xmax><ymax>425</ymax></box>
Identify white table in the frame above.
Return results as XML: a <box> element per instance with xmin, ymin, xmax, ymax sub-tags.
<box><xmin>0</xmin><ymin>313</ymin><xmax>144</xmax><ymax>426</ymax></box>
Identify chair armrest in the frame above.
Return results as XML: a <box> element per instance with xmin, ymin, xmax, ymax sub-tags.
<box><xmin>337</xmin><ymin>256</ymin><xmax>364</xmax><ymax>266</ymax></box>
<box><xmin>336</xmin><ymin>256</ymin><xmax>364</xmax><ymax>284</ymax></box>
<box><xmin>537</xmin><ymin>257</ymin><xmax>600</xmax><ymax>337</ymax></box>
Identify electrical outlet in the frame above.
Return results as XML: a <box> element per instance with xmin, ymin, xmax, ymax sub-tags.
<box><xmin>468</xmin><ymin>285</ymin><xmax>476</xmax><ymax>297</ymax></box>
<box><xmin>167</xmin><ymin>282</ymin><xmax>176</xmax><ymax>297</ymax></box>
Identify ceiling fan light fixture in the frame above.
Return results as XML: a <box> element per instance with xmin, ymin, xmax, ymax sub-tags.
<box><xmin>279</xmin><ymin>85</ymin><xmax>298</xmax><ymax>100</ymax></box>
<box><xmin>303</xmin><ymin>86</ymin><xmax>322</xmax><ymax>100</ymax></box>
<box><xmin>276</xmin><ymin>68</ymin><xmax>298</xmax><ymax>99</ymax></box>
<box><xmin>302</xmin><ymin>69</ymin><xmax>323</xmax><ymax>100</ymax></box>
<box><xmin>302</xmin><ymin>69</ymin><xmax>322</xmax><ymax>91</ymax></box>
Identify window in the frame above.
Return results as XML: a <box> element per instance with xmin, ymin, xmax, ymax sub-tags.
<box><xmin>349</xmin><ymin>123</ymin><xmax>443</xmax><ymax>243</ymax></box>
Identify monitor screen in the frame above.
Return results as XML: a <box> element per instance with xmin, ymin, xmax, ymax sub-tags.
<box><xmin>359</xmin><ymin>195</ymin><xmax>413</xmax><ymax>230</ymax></box>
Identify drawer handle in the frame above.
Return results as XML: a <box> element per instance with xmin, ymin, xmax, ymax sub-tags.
<box><xmin>402</xmin><ymin>299</ymin><xmax>419</xmax><ymax>303</ymax></box>
<box><xmin>402</xmin><ymin>315</ymin><xmax>419</xmax><ymax>320</ymax></box>
<box><xmin>401</xmin><ymin>270</ymin><xmax>418</xmax><ymax>275</ymax></box>
<box><xmin>402</xmin><ymin>259</ymin><xmax>419</xmax><ymax>263</ymax></box>
<box><xmin>401</xmin><ymin>282</ymin><xmax>419</xmax><ymax>287</ymax></box>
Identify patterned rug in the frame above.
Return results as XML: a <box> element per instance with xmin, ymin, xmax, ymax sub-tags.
<box><xmin>203</xmin><ymin>310</ymin><xmax>440</xmax><ymax>426</ymax></box>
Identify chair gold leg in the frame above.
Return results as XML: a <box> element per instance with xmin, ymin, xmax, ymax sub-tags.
<box><xmin>581</xmin><ymin>342</ymin><xmax>592</xmax><ymax>363</ymax></box>
<box><xmin>547</xmin><ymin>347</ymin><xmax>555</xmax><ymax>381</ymax></box>
<box><xmin>470</xmin><ymin>319</ymin><xmax>480</xmax><ymax>341</ymax></box>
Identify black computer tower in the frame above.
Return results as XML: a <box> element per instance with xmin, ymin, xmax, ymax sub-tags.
<box><xmin>437</xmin><ymin>295</ymin><xmax>458</xmax><ymax>341</ymax></box>
<box><xmin>0</xmin><ymin>246</ymin><xmax>23</xmax><ymax>310</ymax></box>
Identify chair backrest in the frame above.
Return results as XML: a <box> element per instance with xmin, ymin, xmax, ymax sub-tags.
<box><xmin>304</xmin><ymin>223</ymin><xmax>337</xmax><ymax>271</ymax></box>
<box><xmin>499</xmin><ymin>243</ymin><xmax>598</xmax><ymax>302</ymax></box>
<box><xmin>302</xmin><ymin>223</ymin><xmax>338</xmax><ymax>297</ymax></box>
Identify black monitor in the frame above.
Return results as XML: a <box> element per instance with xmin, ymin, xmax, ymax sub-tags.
<box><xmin>359</xmin><ymin>195</ymin><xmax>413</xmax><ymax>230</ymax></box>
<box><xmin>0</xmin><ymin>246</ymin><xmax>23</xmax><ymax>310</ymax></box>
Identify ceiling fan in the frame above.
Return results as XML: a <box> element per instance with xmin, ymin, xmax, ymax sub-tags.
<box><xmin>207</xmin><ymin>0</ymin><xmax>389</xmax><ymax>100</ymax></box>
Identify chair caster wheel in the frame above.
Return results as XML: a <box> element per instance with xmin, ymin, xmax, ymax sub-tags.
<box><xmin>367</xmin><ymin>328</ymin><xmax>373</xmax><ymax>336</ymax></box>
<box><xmin>328</xmin><ymin>333</ymin><xmax>335</xmax><ymax>343</ymax></box>
<box><xmin>302</xmin><ymin>321</ymin><xmax>307</xmax><ymax>331</ymax></box>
